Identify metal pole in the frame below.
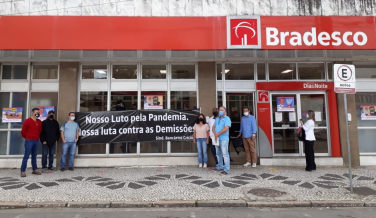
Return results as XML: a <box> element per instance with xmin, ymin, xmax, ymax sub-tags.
<box><xmin>344</xmin><ymin>93</ymin><xmax>353</xmax><ymax>194</ymax></box>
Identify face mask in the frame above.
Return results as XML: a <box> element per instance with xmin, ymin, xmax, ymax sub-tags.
<box><xmin>199</xmin><ymin>118</ymin><xmax>204</xmax><ymax>122</ymax></box>
<box><xmin>306</xmin><ymin>114</ymin><xmax>309</xmax><ymax>118</ymax></box>
<box><xmin>219</xmin><ymin>111</ymin><xmax>224</xmax><ymax>116</ymax></box>
<box><xmin>244</xmin><ymin>112</ymin><xmax>249</xmax><ymax>116</ymax></box>
<box><xmin>35</xmin><ymin>113</ymin><xmax>40</xmax><ymax>118</ymax></box>
<box><xmin>70</xmin><ymin>116</ymin><xmax>75</xmax><ymax>121</ymax></box>
<box><xmin>212</xmin><ymin>112</ymin><xmax>218</xmax><ymax>116</ymax></box>
<box><xmin>48</xmin><ymin>115</ymin><xmax>54</xmax><ymax>119</ymax></box>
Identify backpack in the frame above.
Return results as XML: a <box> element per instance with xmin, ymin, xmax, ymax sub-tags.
<box><xmin>297</xmin><ymin>127</ymin><xmax>305</xmax><ymax>141</ymax></box>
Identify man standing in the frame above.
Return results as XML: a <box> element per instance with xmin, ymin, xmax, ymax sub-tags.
<box><xmin>208</xmin><ymin>107</ymin><xmax>219</xmax><ymax>165</ymax></box>
<box><xmin>212</xmin><ymin>106</ymin><xmax>231</xmax><ymax>175</ymax></box>
<box><xmin>60</xmin><ymin>112</ymin><xmax>80</xmax><ymax>171</ymax></box>
<box><xmin>20</xmin><ymin>108</ymin><xmax>42</xmax><ymax>177</ymax></box>
<box><xmin>40</xmin><ymin>110</ymin><xmax>60</xmax><ymax>171</ymax></box>
<box><xmin>237</xmin><ymin>107</ymin><xmax>257</xmax><ymax>168</ymax></box>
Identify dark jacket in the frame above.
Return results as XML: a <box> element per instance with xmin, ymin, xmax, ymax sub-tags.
<box><xmin>40</xmin><ymin>119</ymin><xmax>60</xmax><ymax>146</ymax></box>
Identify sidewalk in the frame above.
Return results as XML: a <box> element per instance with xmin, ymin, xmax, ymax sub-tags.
<box><xmin>1</xmin><ymin>166</ymin><xmax>376</xmax><ymax>208</ymax></box>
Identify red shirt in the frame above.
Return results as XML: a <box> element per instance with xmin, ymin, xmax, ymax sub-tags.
<box><xmin>21</xmin><ymin>117</ymin><xmax>42</xmax><ymax>140</ymax></box>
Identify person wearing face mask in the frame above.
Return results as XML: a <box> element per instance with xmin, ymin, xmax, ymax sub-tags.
<box><xmin>300</xmin><ymin>110</ymin><xmax>316</xmax><ymax>172</ymax></box>
<box><xmin>208</xmin><ymin>107</ymin><xmax>219</xmax><ymax>165</ymax></box>
<box><xmin>39</xmin><ymin>110</ymin><xmax>60</xmax><ymax>171</ymax></box>
<box><xmin>212</xmin><ymin>106</ymin><xmax>232</xmax><ymax>175</ymax></box>
<box><xmin>60</xmin><ymin>112</ymin><xmax>80</xmax><ymax>171</ymax></box>
<box><xmin>20</xmin><ymin>108</ymin><xmax>43</xmax><ymax>177</ymax></box>
<box><xmin>193</xmin><ymin>113</ymin><xmax>210</xmax><ymax>168</ymax></box>
<box><xmin>237</xmin><ymin>107</ymin><xmax>257</xmax><ymax>168</ymax></box>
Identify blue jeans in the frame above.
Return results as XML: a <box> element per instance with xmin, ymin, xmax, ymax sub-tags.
<box><xmin>20</xmin><ymin>140</ymin><xmax>39</xmax><ymax>172</ymax></box>
<box><xmin>60</xmin><ymin>142</ymin><xmax>76</xmax><ymax>168</ymax></box>
<box><xmin>215</xmin><ymin>140</ymin><xmax>230</xmax><ymax>173</ymax></box>
<box><xmin>196</xmin><ymin>138</ymin><xmax>208</xmax><ymax>164</ymax></box>
<box><xmin>42</xmin><ymin>144</ymin><xmax>56</xmax><ymax>168</ymax></box>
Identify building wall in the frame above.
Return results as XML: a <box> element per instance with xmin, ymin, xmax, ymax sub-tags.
<box><xmin>0</xmin><ymin>0</ymin><xmax>375</xmax><ymax>16</ymax></box>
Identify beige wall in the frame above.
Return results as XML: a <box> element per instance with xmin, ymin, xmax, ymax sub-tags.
<box><xmin>57</xmin><ymin>62</ymin><xmax>79</xmax><ymax>168</ymax></box>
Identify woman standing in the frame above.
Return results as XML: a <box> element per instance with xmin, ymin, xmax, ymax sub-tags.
<box><xmin>193</xmin><ymin>114</ymin><xmax>210</xmax><ymax>168</ymax></box>
<box><xmin>300</xmin><ymin>110</ymin><xmax>316</xmax><ymax>172</ymax></box>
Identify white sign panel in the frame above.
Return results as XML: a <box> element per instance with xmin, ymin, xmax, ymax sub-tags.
<box><xmin>334</xmin><ymin>64</ymin><xmax>356</xmax><ymax>94</ymax></box>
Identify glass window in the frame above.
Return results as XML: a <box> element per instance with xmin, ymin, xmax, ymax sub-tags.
<box><xmin>82</xmin><ymin>65</ymin><xmax>108</xmax><ymax>79</ymax></box>
<box><xmin>142</xmin><ymin>65</ymin><xmax>166</xmax><ymax>79</ymax></box>
<box><xmin>327</xmin><ymin>50</ymin><xmax>352</xmax><ymax>58</ymax></box>
<box><xmin>0</xmin><ymin>92</ymin><xmax>10</xmax><ymax>129</ymax></box>
<box><xmin>353</xmin><ymin>63</ymin><xmax>376</xmax><ymax>79</ymax></box>
<box><xmin>356</xmin><ymin>92</ymin><xmax>376</xmax><ymax>127</ymax></box>
<box><xmin>217</xmin><ymin>91</ymin><xmax>222</xmax><ymax>107</ymax></box>
<box><xmin>3</xmin><ymin>50</ymin><xmax>29</xmax><ymax>58</ymax></box>
<box><xmin>80</xmin><ymin>91</ymin><xmax>108</xmax><ymax>112</ymax></box>
<box><xmin>82</xmin><ymin>50</ymin><xmax>108</xmax><ymax>58</ymax></box>
<box><xmin>171</xmin><ymin>65</ymin><xmax>195</xmax><ymax>79</ymax></box>
<box><xmin>33</xmin><ymin>50</ymin><xmax>59</xmax><ymax>58</ymax></box>
<box><xmin>9</xmin><ymin>131</ymin><xmax>24</xmax><ymax>155</ymax></box>
<box><xmin>256</xmin><ymin>50</ymin><xmax>266</xmax><ymax>58</ymax></box>
<box><xmin>358</xmin><ymin>129</ymin><xmax>376</xmax><ymax>153</ymax></box>
<box><xmin>11</xmin><ymin>92</ymin><xmax>27</xmax><ymax>129</ymax></box>
<box><xmin>216</xmin><ymin>63</ymin><xmax>222</xmax><ymax>80</ymax></box>
<box><xmin>32</xmin><ymin>65</ymin><xmax>58</xmax><ymax>79</ymax></box>
<box><xmin>268</xmin><ymin>50</ymin><xmax>295</xmax><ymax>58</ymax></box>
<box><xmin>0</xmin><ymin>131</ymin><xmax>7</xmax><ymax>155</ymax></box>
<box><xmin>300</xmin><ymin>94</ymin><xmax>327</xmax><ymax>127</ymax></box>
<box><xmin>140</xmin><ymin>141</ymin><xmax>167</xmax><ymax>153</ymax></box>
<box><xmin>141</xmin><ymin>51</ymin><xmax>166</xmax><ymax>58</ymax></box>
<box><xmin>170</xmin><ymin>91</ymin><xmax>197</xmax><ymax>110</ymax></box>
<box><xmin>257</xmin><ymin>63</ymin><xmax>266</xmax><ymax>80</ymax></box>
<box><xmin>352</xmin><ymin>50</ymin><xmax>376</xmax><ymax>58</ymax></box>
<box><xmin>197</xmin><ymin>51</ymin><xmax>216</xmax><ymax>58</ymax></box>
<box><xmin>112</xmin><ymin>65</ymin><xmax>137</xmax><ymax>79</ymax></box>
<box><xmin>60</xmin><ymin>50</ymin><xmax>81</xmax><ymax>59</ymax></box>
<box><xmin>78</xmin><ymin>144</ymin><xmax>106</xmax><ymax>154</ymax></box>
<box><xmin>141</xmin><ymin>91</ymin><xmax>166</xmax><ymax>109</ymax></box>
<box><xmin>298</xmin><ymin>63</ymin><xmax>325</xmax><ymax>80</ymax></box>
<box><xmin>327</xmin><ymin>63</ymin><xmax>333</xmax><ymax>80</ymax></box>
<box><xmin>268</xmin><ymin>63</ymin><xmax>296</xmax><ymax>80</ymax></box>
<box><xmin>110</xmin><ymin>91</ymin><xmax>138</xmax><ymax>111</ymax></box>
<box><xmin>1</xmin><ymin>65</ymin><xmax>28</xmax><ymax>79</ymax></box>
<box><xmin>110</xmin><ymin>142</ymin><xmax>137</xmax><ymax>154</ymax></box>
<box><xmin>30</xmin><ymin>92</ymin><xmax>59</xmax><ymax>118</ymax></box>
<box><xmin>224</xmin><ymin>63</ymin><xmax>254</xmax><ymax>80</ymax></box>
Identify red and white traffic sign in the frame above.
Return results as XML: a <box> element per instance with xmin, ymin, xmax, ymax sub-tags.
<box><xmin>333</xmin><ymin>64</ymin><xmax>356</xmax><ymax>94</ymax></box>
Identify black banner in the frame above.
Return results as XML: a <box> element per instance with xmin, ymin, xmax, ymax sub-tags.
<box><xmin>76</xmin><ymin>110</ymin><xmax>200</xmax><ymax>144</ymax></box>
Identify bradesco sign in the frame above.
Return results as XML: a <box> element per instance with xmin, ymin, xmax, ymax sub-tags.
<box><xmin>227</xmin><ymin>16</ymin><xmax>375</xmax><ymax>49</ymax></box>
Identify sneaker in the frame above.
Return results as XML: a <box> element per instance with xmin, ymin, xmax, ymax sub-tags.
<box><xmin>220</xmin><ymin>171</ymin><xmax>229</xmax><ymax>175</ymax></box>
<box><xmin>32</xmin><ymin>170</ymin><xmax>41</xmax><ymax>175</ymax></box>
<box><xmin>41</xmin><ymin>168</ymin><xmax>47</xmax><ymax>173</ymax></box>
<box><xmin>252</xmin><ymin>163</ymin><xmax>257</xmax><ymax>168</ymax></box>
<box><xmin>211</xmin><ymin>168</ymin><xmax>223</xmax><ymax>172</ymax></box>
<box><xmin>61</xmin><ymin>168</ymin><xmax>65</xmax><ymax>172</ymax></box>
<box><xmin>68</xmin><ymin>167</ymin><xmax>74</xmax><ymax>171</ymax></box>
<box><xmin>20</xmin><ymin>172</ymin><xmax>26</xmax><ymax>177</ymax></box>
<box><xmin>199</xmin><ymin>164</ymin><xmax>202</xmax><ymax>168</ymax></box>
<box><xmin>48</xmin><ymin>167</ymin><xmax>55</xmax><ymax>171</ymax></box>
<box><xmin>203</xmin><ymin>163</ymin><xmax>207</xmax><ymax>168</ymax></box>
<box><xmin>243</xmin><ymin>162</ymin><xmax>251</xmax><ymax>167</ymax></box>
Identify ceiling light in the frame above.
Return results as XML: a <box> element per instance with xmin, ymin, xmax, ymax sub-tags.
<box><xmin>96</xmin><ymin>70</ymin><xmax>107</xmax><ymax>74</ymax></box>
<box><xmin>160</xmin><ymin>70</ymin><xmax>167</xmax><ymax>74</ymax></box>
<box><xmin>281</xmin><ymin>69</ymin><xmax>293</xmax><ymax>74</ymax></box>
<box><xmin>225</xmin><ymin>69</ymin><xmax>230</xmax><ymax>73</ymax></box>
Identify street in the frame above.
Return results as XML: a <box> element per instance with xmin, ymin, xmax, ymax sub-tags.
<box><xmin>0</xmin><ymin>207</ymin><xmax>375</xmax><ymax>218</ymax></box>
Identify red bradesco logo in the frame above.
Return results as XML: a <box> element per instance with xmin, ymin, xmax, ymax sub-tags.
<box><xmin>227</xmin><ymin>16</ymin><xmax>261</xmax><ymax>49</ymax></box>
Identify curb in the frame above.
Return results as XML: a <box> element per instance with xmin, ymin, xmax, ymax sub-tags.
<box><xmin>1</xmin><ymin>200</ymin><xmax>376</xmax><ymax>209</ymax></box>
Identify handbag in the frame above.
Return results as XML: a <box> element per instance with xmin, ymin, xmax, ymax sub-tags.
<box><xmin>297</xmin><ymin>127</ymin><xmax>305</xmax><ymax>141</ymax></box>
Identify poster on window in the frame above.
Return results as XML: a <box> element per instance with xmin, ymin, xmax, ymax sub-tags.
<box><xmin>360</xmin><ymin>105</ymin><xmax>376</xmax><ymax>120</ymax></box>
<box><xmin>276</xmin><ymin>97</ymin><xmax>295</xmax><ymax>112</ymax></box>
<box><xmin>2</xmin><ymin>107</ymin><xmax>23</xmax><ymax>123</ymax></box>
<box><xmin>36</xmin><ymin>106</ymin><xmax>55</xmax><ymax>121</ymax></box>
<box><xmin>144</xmin><ymin>95</ymin><xmax>163</xmax><ymax>109</ymax></box>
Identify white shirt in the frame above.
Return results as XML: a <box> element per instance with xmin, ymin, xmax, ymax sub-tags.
<box><xmin>208</xmin><ymin>116</ymin><xmax>217</xmax><ymax>138</ymax></box>
<box><xmin>302</xmin><ymin>119</ymin><xmax>316</xmax><ymax>141</ymax></box>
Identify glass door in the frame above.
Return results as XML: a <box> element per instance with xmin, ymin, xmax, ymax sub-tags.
<box><xmin>271</xmin><ymin>94</ymin><xmax>299</xmax><ymax>155</ymax></box>
<box><xmin>271</xmin><ymin>92</ymin><xmax>330</xmax><ymax>156</ymax></box>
